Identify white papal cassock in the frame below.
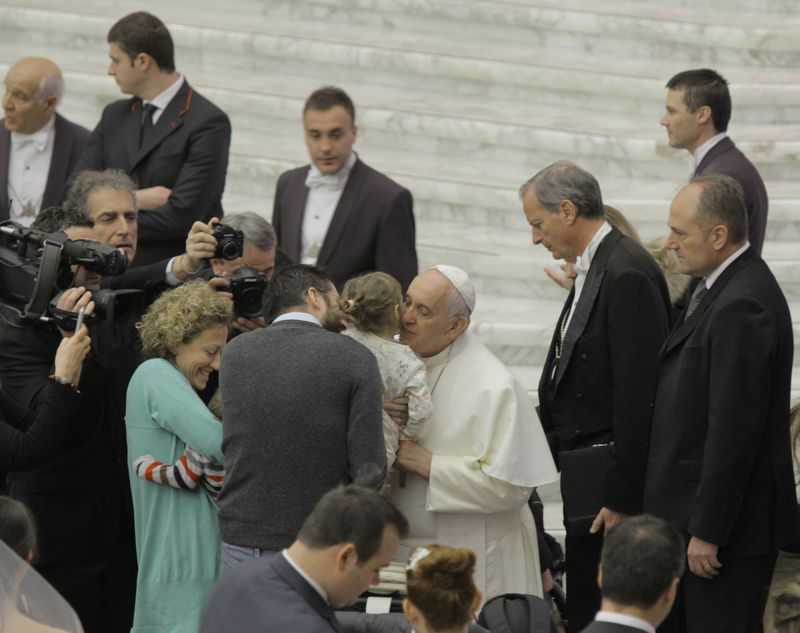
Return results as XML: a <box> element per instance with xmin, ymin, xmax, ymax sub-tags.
<box><xmin>389</xmin><ymin>329</ymin><xmax>558</xmax><ymax>601</ymax></box>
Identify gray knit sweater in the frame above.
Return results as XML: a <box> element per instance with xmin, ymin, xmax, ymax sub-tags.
<box><xmin>217</xmin><ymin>319</ymin><xmax>385</xmax><ymax>549</ymax></box>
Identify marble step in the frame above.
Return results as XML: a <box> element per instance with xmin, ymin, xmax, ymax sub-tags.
<box><xmin>26</xmin><ymin>67</ymin><xmax>800</xmax><ymax>188</ymax></box>
<box><xmin>417</xmin><ymin>218</ymin><xmax>800</xmax><ymax>301</ymax></box>
<box><xmin>469</xmin><ymin>287</ymin><xmax>800</xmax><ymax>369</ymax></box>
<box><xmin>2</xmin><ymin>2</ymin><xmax>800</xmax><ymax>126</ymax></box>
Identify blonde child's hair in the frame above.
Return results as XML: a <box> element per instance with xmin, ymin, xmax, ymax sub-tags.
<box><xmin>336</xmin><ymin>272</ymin><xmax>402</xmax><ymax>335</ymax></box>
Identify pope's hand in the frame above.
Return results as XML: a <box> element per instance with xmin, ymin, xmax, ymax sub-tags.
<box><xmin>396</xmin><ymin>440</ymin><xmax>432</xmax><ymax>478</ymax></box>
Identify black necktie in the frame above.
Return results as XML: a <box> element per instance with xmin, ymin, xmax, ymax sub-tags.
<box><xmin>139</xmin><ymin>103</ymin><xmax>157</xmax><ymax>148</ymax></box>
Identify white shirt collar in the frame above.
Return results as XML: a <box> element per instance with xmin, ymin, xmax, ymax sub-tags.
<box><xmin>272</xmin><ymin>311</ymin><xmax>321</xmax><ymax>327</ymax></box>
<box><xmin>573</xmin><ymin>221</ymin><xmax>612</xmax><ymax>278</ymax></box>
<box><xmin>282</xmin><ymin>550</ymin><xmax>329</xmax><ymax>604</ymax></box>
<box><xmin>704</xmin><ymin>241</ymin><xmax>750</xmax><ymax>290</ymax></box>
<box><xmin>11</xmin><ymin>115</ymin><xmax>55</xmax><ymax>151</ymax></box>
<box><xmin>693</xmin><ymin>131</ymin><xmax>728</xmax><ymax>173</ymax></box>
<box><xmin>594</xmin><ymin>611</ymin><xmax>655</xmax><ymax>633</ymax></box>
<box><xmin>305</xmin><ymin>151</ymin><xmax>357</xmax><ymax>190</ymax></box>
<box><xmin>143</xmin><ymin>74</ymin><xmax>185</xmax><ymax>123</ymax></box>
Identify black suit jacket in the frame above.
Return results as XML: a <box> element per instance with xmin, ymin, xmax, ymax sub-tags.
<box><xmin>538</xmin><ymin>228</ymin><xmax>671</xmax><ymax>514</ymax></box>
<box><xmin>201</xmin><ymin>553</ymin><xmax>343</xmax><ymax>633</ymax></box>
<box><xmin>73</xmin><ymin>80</ymin><xmax>231</xmax><ymax>266</ymax></box>
<box><xmin>272</xmin><ymin>158</ymin><xmax>417</xmax><ymax>289</ymax></box>
<box><xmin>0</xmin><ymin>113</ymin><xmax>90</xmax><ymax>221</ymax></box>
<box><xmin>695</xmin><ymin>137</ymin><xmax>768</xmax><ymax>255</ymax></box>
<box><xmin>580</xmin><ymin>621</ymin><xmax>651</xmax><ymax>633</ymax></box>
<box><xmin>644</xmin><ymin>248</ymin><xmax>799</xmax><ymax>557</ymax></box>
<box><xmin>0</xmin><ymin>320</ymin><xmax>139</xmax><ymax>565</ymax></box>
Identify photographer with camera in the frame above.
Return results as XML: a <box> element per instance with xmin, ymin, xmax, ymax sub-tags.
<box><xmin>180</xmin><ymin>211</ymin><xmax>277</xmax><ymax>334</ymax></box>
<box><xmin>0</xmin><ymin>215</ymin><xmax>140</xmax><ymax>633</ymax></box>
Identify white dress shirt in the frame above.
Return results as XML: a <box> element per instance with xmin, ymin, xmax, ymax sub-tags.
<box><xmin>594</xmin><ymin>611</ymin><xmax>655</xmax><ymax>633</ymax></box>
<box><xmin>301</xmin><ymin>152</ymin><xmax>357</xmax><ymax>264</ymax></box>
<box><xmin>143</xmin><ymin>73</ymin><xmax>185</xmax><ymax>125</ymax></box>
<box><xmin>692</xmin><ymin>131</ymin><xmax>728</xmax><ymax>176</ymax></box>
<box><xmin>564</xmin><ymin>220</ymin><xmax>612</xmax><ymax>332</ymax></box>
<box><xmin>7</xmin><ymin>115</ymin><xmax>55</xmax><ymax>226</ymax></box>
<box><xmin>704</xmin><ymin>241</ymin><xmax>750</xmax><ymax>290</ymax></box>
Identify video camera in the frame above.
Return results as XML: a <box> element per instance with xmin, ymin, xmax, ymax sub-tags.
<box><xmin>0</xmin><ymin>221</ymin><xmax>142</xmax><ymax>326</ymax></box>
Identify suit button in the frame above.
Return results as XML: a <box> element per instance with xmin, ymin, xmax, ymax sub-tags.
<box><xmin>576</xmin><ymin>393</ymin><xmax>584</xmax><ymax>401</ymax></box>
<box><xmin>573</xmin><ymin>429</ymin><xmax>581</xmax><ymax>437</ymax></box>
<box><xmin>580</xmin><ymin>354</ymin><xmax>588</xmax><ymax>361</ymax></box>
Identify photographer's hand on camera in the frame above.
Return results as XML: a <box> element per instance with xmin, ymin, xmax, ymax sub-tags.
<box><xmin>172</xmin><ymin>218</ymin><xmax>218</xmax><ymax>280</ymax></box>
<box><xmin>53</xmin><ymin>324</ymin><xmax>92</xmax><ymax>387</ymax></box>
<box><xmin>55</xmin><ymin>287</ymin><xmax>96</xmax><ymax>338</ymax></box>
<box><xmin>231</xmin><ymin>315</ymin><xmax>266</xmax><ymax>334</ymax></box>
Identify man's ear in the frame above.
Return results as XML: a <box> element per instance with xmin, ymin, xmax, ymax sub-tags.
<box><xmin>210</xmin><ymin>258</ymin><xmax>223</xmax><ymax>276</ymax></box>
<box><xmin>597</xmin><ymin>566</ymin><xmax>603</xmax><ymax>590</ymax></box>
<box><xmin>447</xmin><ymin>315</ymin><xmax>469</xmax><ymax>341</ymax></box>
<box><xmin>335</xmin><ymin>542</ymin><xmax>357</xmax><ymax>572</ymax></box>
<box><xmin>559</xmin><ymin>199</ymin><xmax>578</xmax><ymax>224</ymax></box>
<box><xmin>708</xmin><ymin>224</ymin><xmax>730</xmax><ymax>251</ymax></box>
<box><xmin>696</xmin><ymin>105</ymin><xmax>713</xmax><ymax>126</ymax></box>
<box><xmin>403</xmin><ymin>599</ymin><xmax>420</xmax><ymax>625</ymax></box>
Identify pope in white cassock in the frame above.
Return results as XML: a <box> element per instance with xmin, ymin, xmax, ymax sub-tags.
<box><xmin>389</xmin><ymin>265</ymin><xmax>558</xmax><ymax>601</ymax></box>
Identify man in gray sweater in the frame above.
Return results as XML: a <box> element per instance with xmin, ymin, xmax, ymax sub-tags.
<box><xmin>217</xmin><ymin>265</ymin><xmax>386</xmax><ymax>570</ymax></box>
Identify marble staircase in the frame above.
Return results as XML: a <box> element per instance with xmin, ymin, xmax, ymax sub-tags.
<box><xmin>2</xmin><ymin>0</ymin><xmax>799</xmax><ymax>535</ymax></box>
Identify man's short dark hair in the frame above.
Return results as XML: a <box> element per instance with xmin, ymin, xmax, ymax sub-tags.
<box><xmin>297</xmin><ymin>484</ymin><xmax>408</xmax><ymax>563</ymax></box>
<box><xmin>303</xmin><ymin>86</ymin><xmax>356</xmax><ymax>125</ymax></box>
<box><xmin>690</xmin><ymin>174</ymin><xmax>748</xmax><ymax>244</ymax></box>
<box><xmin>262</xmin><ymin>264</ymin><xmax>332</xmax><ymax>323</ymax></box>
<box><xmin>519</xmin><ymin>161</ymin><xmax>604</xmax><ymax>219</ymax></box>
<box><xmin>31</xmin><ymin>206</ymin><xmax>94</xmax><ymax>233</ymax></box>
<box><xmin>601</xmin><ymin>515</ymin><xmax>685</xmax><ymax>609</ymax></box>
<box><xmin>666</xmin><ymin>69</ymin><xmax>731</xmax><ymax>133</ymax></box>
<box><xmin>65</xmin><ymin>169</ymin><xmax>136</xmax><ymax>219</ymax></box>
<box><xmin>108</xmin><ymin>12</ymin><xmax>175</xmax><ymax>73</ymax></box>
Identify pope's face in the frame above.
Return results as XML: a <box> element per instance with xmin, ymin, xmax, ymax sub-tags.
<box><xmin>400</xmin><ymin>270</ymin><xmax>459</xmax><ymax>358</ymax></box>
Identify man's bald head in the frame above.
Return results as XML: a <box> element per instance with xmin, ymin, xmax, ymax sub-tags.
<box><xmin>3</xmin><ymin>57</ymin><xmax>63</xmax><ymax>134</ymax></box>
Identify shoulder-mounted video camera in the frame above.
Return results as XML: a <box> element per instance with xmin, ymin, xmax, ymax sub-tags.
<box><xmin>0</xmin><ymin>221</ymin><xmax>142</xmax><ymax>326</ymax></box>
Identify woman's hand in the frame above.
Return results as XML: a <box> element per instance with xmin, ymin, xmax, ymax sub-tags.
<box><xmin>53</xmin><ymin>324</ymin><xmax>91</xmax><ymax>386</ymax></box>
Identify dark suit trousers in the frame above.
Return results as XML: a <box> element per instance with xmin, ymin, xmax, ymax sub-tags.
<box><xmin>565</xmin><ymin>531</ymin><xmax>603</xmax><ymax>633</ymax></box>
<box><xmin>37</xmin><ymin>518</ymin><xmax>137</xmax><ymax>633</ymax></box>
<box><xmin>658</xmin><ymin>551</ymin><xmax>777</xmax><ymax>633</ymax></box>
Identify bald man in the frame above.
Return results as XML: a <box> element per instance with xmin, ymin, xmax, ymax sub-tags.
<box><xmin>1</xmin><ymin>57</ymin><xmax>90</xmax><ymax>224</ymax></box>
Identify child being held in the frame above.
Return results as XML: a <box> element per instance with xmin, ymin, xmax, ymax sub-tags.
<box><xmin>133</xmin><ymin>390</ymin><xmax>224</xmax><ymax>499</ymax></box>
<box><xmin>337</xmin><ymin>272</ymin><xmax>432</xmax><ymax>469</ymax></box>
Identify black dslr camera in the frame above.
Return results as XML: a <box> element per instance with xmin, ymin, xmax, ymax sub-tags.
<box><xmin>220</xmin><ymin>266</ymin><xmax>268</xmax><ymax>319</ymax></box>
<box><xmin>211</xmin><ymin>223</ymin><xmax>244</xmax><ymax>260</ymax></box>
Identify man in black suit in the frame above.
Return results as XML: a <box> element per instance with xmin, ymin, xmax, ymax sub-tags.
<box><xmin>581</xmin><ymin>515</ymin><xmax>685</xmax><ymax>633</ymax></box>
<box><xmin>202</xmin><ymin>484</ymin><xmax>408</xmax><ymax>633</ymax></box>
<box><xmin>661</xmin><ymin>68</ymin><xmax>768</xmax><ymax>254</ymax></box>
<box><xmin>73</xmin><ymin>11</ymin><xmax>231</xmax><ymax>267</ymax></box>
<box><xmin>521</xmin><ymin>161</ymin><xmax>672</xmax><ymax>632</ymax></box>
<box><xmin>272</xmin><ymin>86</ymin><xmax>417</xmax><ymax>289</ymax></box>
<box><xmin>1</xmin><ymin>57</ymin><xmax>89</xmax><ymax>223</ymax></box>
<box><xmin>644</xmin><ymin>175</ymin><xmax>799</xmax><ymax>633</ymax></box>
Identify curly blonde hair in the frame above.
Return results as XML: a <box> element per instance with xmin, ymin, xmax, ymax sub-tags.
<box><xmin>138</xmin><ymin>281</ymin><xmax>233</xmax><ymax>360</ymax></box>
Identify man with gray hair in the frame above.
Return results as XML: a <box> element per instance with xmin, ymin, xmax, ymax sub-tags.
<box><xmin>388</xmin><ymin>265</ymin><xmax>558</xmax><ymax>601</ymax></box>
<box><xmin>520</xmin><ymin>161</ymin><xmax>671</xmax><ymax>631</ymax></box>
<box><xmin>1</xmin><ymin>57</ymin><xmax>90</xmax><ymax>224</ymax></box>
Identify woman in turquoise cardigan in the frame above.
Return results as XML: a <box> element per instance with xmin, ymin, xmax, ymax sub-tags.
<box><xmin>126</xmin><ymin>281</ymin><xmax>232</xmax><ymax>633</ymax></box>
